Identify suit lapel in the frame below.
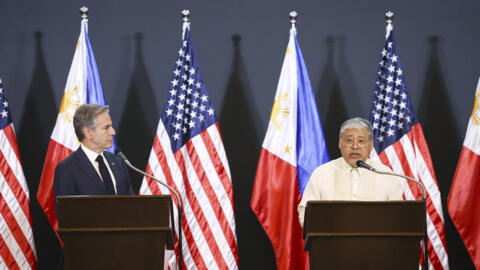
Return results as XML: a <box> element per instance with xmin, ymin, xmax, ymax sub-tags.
<box><xmin>104</xmin><ymin>153</ymin><xmax>122</xmax><ymax>193</ymax></box>
<box><xmin>74</xmin><ymin>147</ymin><xmax>107</xmax><ymax>193</ymax></box>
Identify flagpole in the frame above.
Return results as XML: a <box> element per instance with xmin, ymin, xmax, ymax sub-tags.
<box><xmin>171</xmin><ymin>11</ymin><xmax>189</xmax><ymax>270</ymax></box>
<box><xmin>385</xmin><ymin>11</ymin><xmax>393</xmax><ymax>39</ymax></box>
<box><xmin>80</xmin><ymin>6</ymin><xmax>88</xmax><ymax>20</ymax></box>
<box><xmin>289</xmin><ymin>10</ymin><xmax>297</xmax><ymax>32</ymax></box>
<box><xmin>384</xmin><ymin>12</ymin><xmax>427</xmax><ymax>268</ymax></box>
<box><xmin>80</xmin><ymin>6</ymin><xmax>88</xmax><ymax>32</ymax></box>
<box><xmin>182</xmin><ymin>9</ymin><xmax>190</xmax><ymax>40</ymax></box>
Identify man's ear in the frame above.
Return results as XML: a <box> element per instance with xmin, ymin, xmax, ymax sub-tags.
<box><xmin>367</xmin><ymin>139</ymin><xmax>374</xmax><ymax>152</ymax></box>
<box><xmin>83</xmin><ymin>127</ymin><xmax>91</xmax><ymax>140</ymax></box>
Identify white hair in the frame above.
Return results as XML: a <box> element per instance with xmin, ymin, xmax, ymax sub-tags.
<box><xmin>339</xmin><ymin>117</ymin><xmax>373</xmax><ymax>139</ymax></box>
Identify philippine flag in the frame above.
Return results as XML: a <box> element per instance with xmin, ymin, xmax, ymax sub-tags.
<box><xmin>448</xmin><ymin>77</ymin><xmax>480</xmax><ymax>269</ymax></box>
<box><xmin>250</xmin><ymin>21</ymin><xmax>329</xmax><ymax>270</ymax></box>
<box><xmin>36</xmin><ymin>11</ymin><xmax>111</xmax><ymax>239</ymax></box>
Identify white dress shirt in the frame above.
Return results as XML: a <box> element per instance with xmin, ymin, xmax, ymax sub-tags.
<box><xmin>81</xmin><ymin>144</ymin><xmax>118</xmax><ymax>194</ymax></box>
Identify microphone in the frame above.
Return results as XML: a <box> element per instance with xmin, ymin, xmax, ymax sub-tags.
<box><xmin>356</xmin><ymin>160</ymin><xmax>426</xmax><ymax>201</ymax></box>
<box><xmin>115</xmin><ymin>149</ymin><xmax>179</xmax><ymax>201</ymax></box>
<box><xmin>356</xmin><ymin>160</ymin><xmax>377</xmax><ymax>172</ymax></box>
<box><xmin>115</xmin><ymin>149</ymin><xmax>131</xmax><ymax>167</ymax></box>
<box><xmin>115</xmin><ymin>149</ymin><xmax>183</xmax><ymax>270</ymax></box>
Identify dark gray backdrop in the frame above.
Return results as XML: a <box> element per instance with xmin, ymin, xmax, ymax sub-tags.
<box><xmin>0</xmin><ymin>0</ymin><xmax>478</xmax><ymax>269</ymax></box>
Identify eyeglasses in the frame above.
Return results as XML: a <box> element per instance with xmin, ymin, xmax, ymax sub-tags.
<box><xmin>341</xmin><ymin>138</ymin><xmax>369</xmax><ymax>147</ymax></box>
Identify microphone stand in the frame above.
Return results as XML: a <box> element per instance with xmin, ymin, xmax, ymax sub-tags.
<box><xmin>357</xmin><ymin>161</ymin><xmax>428</xmax><ymax>270</ymax></box>
<box><xmin>373</xmin><ymin>170</ymin><xmax>426</xmax><ymax>201</ymax></box>
<box><xmin>120</xmin><ymin>156</ymin><xmax>183</xmax><ymax>270</ymax></box>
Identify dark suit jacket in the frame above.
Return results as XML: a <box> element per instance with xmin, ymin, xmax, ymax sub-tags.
<box><xmin>53</xmin><ymin>146</ymin><xmax>134</xmax><ymax>197</ymax></box>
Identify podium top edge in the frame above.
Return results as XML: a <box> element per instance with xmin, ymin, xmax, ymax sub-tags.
<box><xmin>305</xmin><ymin>200</ymin><xmax>424</xmax><ymax>206</ymax></box>
<box><xmin>57</xmin><ymin>195</ymin><xmax>172</xmax><ymax>200</ymax></box>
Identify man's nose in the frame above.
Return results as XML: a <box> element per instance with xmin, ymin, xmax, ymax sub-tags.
<box><xmin>110</xmin><ymin>127</ymin><xmax>116</xmax><ymax>136</ymax></box>
<box><xmin>351</xmin><ymin>141</ymin><xmax>360</xmax><ymax>148</ymax></box>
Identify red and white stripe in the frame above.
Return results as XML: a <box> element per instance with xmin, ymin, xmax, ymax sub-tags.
<box><xmin>139</xmin><ymin>121</ymin><xmax>238</xmax><ymax>270</ymax></box>
<box><xmin>0</xmin><ymin>124</ymin><xmax>37</xmax><ymax>269</ymax></box>
<box><xmin>371</xmin><ymin>124</ymin><xmax>449</xmax><ymax>269</ymax></box>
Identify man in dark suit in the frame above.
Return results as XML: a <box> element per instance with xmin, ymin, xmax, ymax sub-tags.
<box><xmin>53</xmin><ymin>104</ymin><xmax>134</xmax><ymax>269</ymax></box>
<box><xmin>54</xmin><ymin>104</ymin><xmax>134</xmax><ymax>197</ymax></box>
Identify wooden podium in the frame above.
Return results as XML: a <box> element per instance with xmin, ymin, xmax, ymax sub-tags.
<box><xmin>57</xmin><ymin>195</ymin><xmax>174</xmax><ymax>270</ymax></box>
<box><xmin>303</xmin><ymin>200</ymin><xmax>426</xmax><ymax>270</ymax></box>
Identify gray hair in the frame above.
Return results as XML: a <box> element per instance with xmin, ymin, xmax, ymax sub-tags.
<box><xmin>73</xmin><ymin>104</ymin><xmax>110</xmax><ymax>142</ymax></box>
<box><xmin>339</xmin><ymin>117</ymin><xmax>373</xmax><ymax>140</ymax></box>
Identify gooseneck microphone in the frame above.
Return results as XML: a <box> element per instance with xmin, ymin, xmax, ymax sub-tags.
<box><xmin>115</xmin><ymin>150</ymin><xmax>132</xmax><ymax>167</ymax></box>
<box><xmin>356</xmin><ymin>159</ymin><xmax>428</xmax><ymax>270</ymax></box>
<box><xmin>115</xmin><ymin>149</ymin><xmax>183</xmax><ymax>270</ymax></box>
<box><xmin>115</xmin><ymin>149</ymin><xmax>182</xmax><ymax>207</ymax></box>
<box><xmin>355</xmin><ymin>160</ymin><xmax>377</xmax><ymax>172</ymax></box>
<box><xmin>356</xmin><ymin>160</ymin><xmax>426</xmax><ymax>200</ymax></box>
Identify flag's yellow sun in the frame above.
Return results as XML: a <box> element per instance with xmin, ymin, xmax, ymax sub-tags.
<box><xmin>270</xmin><ymin>93</ymin><xmax>290</xmax><ymax>130</ymax></box>
<box><xmin>472</xmin><ymin>91</ymin><xmax>480</xmax><ymax>125</ymax></box>
<box><xmin>59</xmin><ymin>86</ymin><xmax>81</xmax><ymax>123</ymax></box>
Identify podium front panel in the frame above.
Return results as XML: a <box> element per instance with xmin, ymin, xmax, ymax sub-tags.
<box><xmin>309</xmin><ymin>236</ymin><xmax>420</xmax><ymax>270</ymax></box>
<box><xmin>58</xmin><ymin>195</ymin><xmax>173</xmax><ymax>270</ymax></box>
<box><xmin>304</xmin><ymin>200</ymin><xmax>426</xmax><ymax>270</ymax></box>
<box><xmin>62</xmin><ymin>230</ymin><xmax>167</xmax><ymax>269</ymax></box>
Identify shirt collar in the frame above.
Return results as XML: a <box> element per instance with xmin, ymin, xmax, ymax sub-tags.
<box><xmin>339</xmin><ymin>157</ymin><xmax>372</xmax><ymax>172</ymax></box>
<box><xmin>81</xmin><ymin>144</ymin><xmax>104</xmax><ymax>164</ymax></box>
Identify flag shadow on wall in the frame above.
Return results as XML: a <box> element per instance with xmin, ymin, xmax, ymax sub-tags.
<box><xmin>17</xmin><ymin>31</ymin><xmax>61</xmax><ymax>270</ymax></box>
<box><xmin>117</xmin><ymin>33</ymin><xmax>159</xmax><ymax>193</ymax></box>
<box><xmin>417</xmin><ymin>36</ymin><xmax>472</xmax><ymax>269</ymax></box>
<box><xmin>336</xmin><ymin>36</ymin><xmax>364</xmax><ymax>117</ymax></box>
<box><xmin>218</xmin><ymin>35</ymin><xmax>276</xmax><ymax>270</ymax></box>
<box><xmin>316</xmin><ymin>36</ymin><xmax>349</xmax><ymax>159</ymax></box>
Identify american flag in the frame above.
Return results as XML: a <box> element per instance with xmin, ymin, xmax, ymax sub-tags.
<box><xmin>0</xmin><ymin>79</ymin><xmax>37</xmax><ymax>269</ymax></box>
<box><xmin>139</xmin><ymin>22</ymin><xmax>239</xmax><ymax>269</ymax></box>
<box><xmin>369</xmin><ymin>21</ymin><xmax>449</xmax><ymax>269</ymax></box>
